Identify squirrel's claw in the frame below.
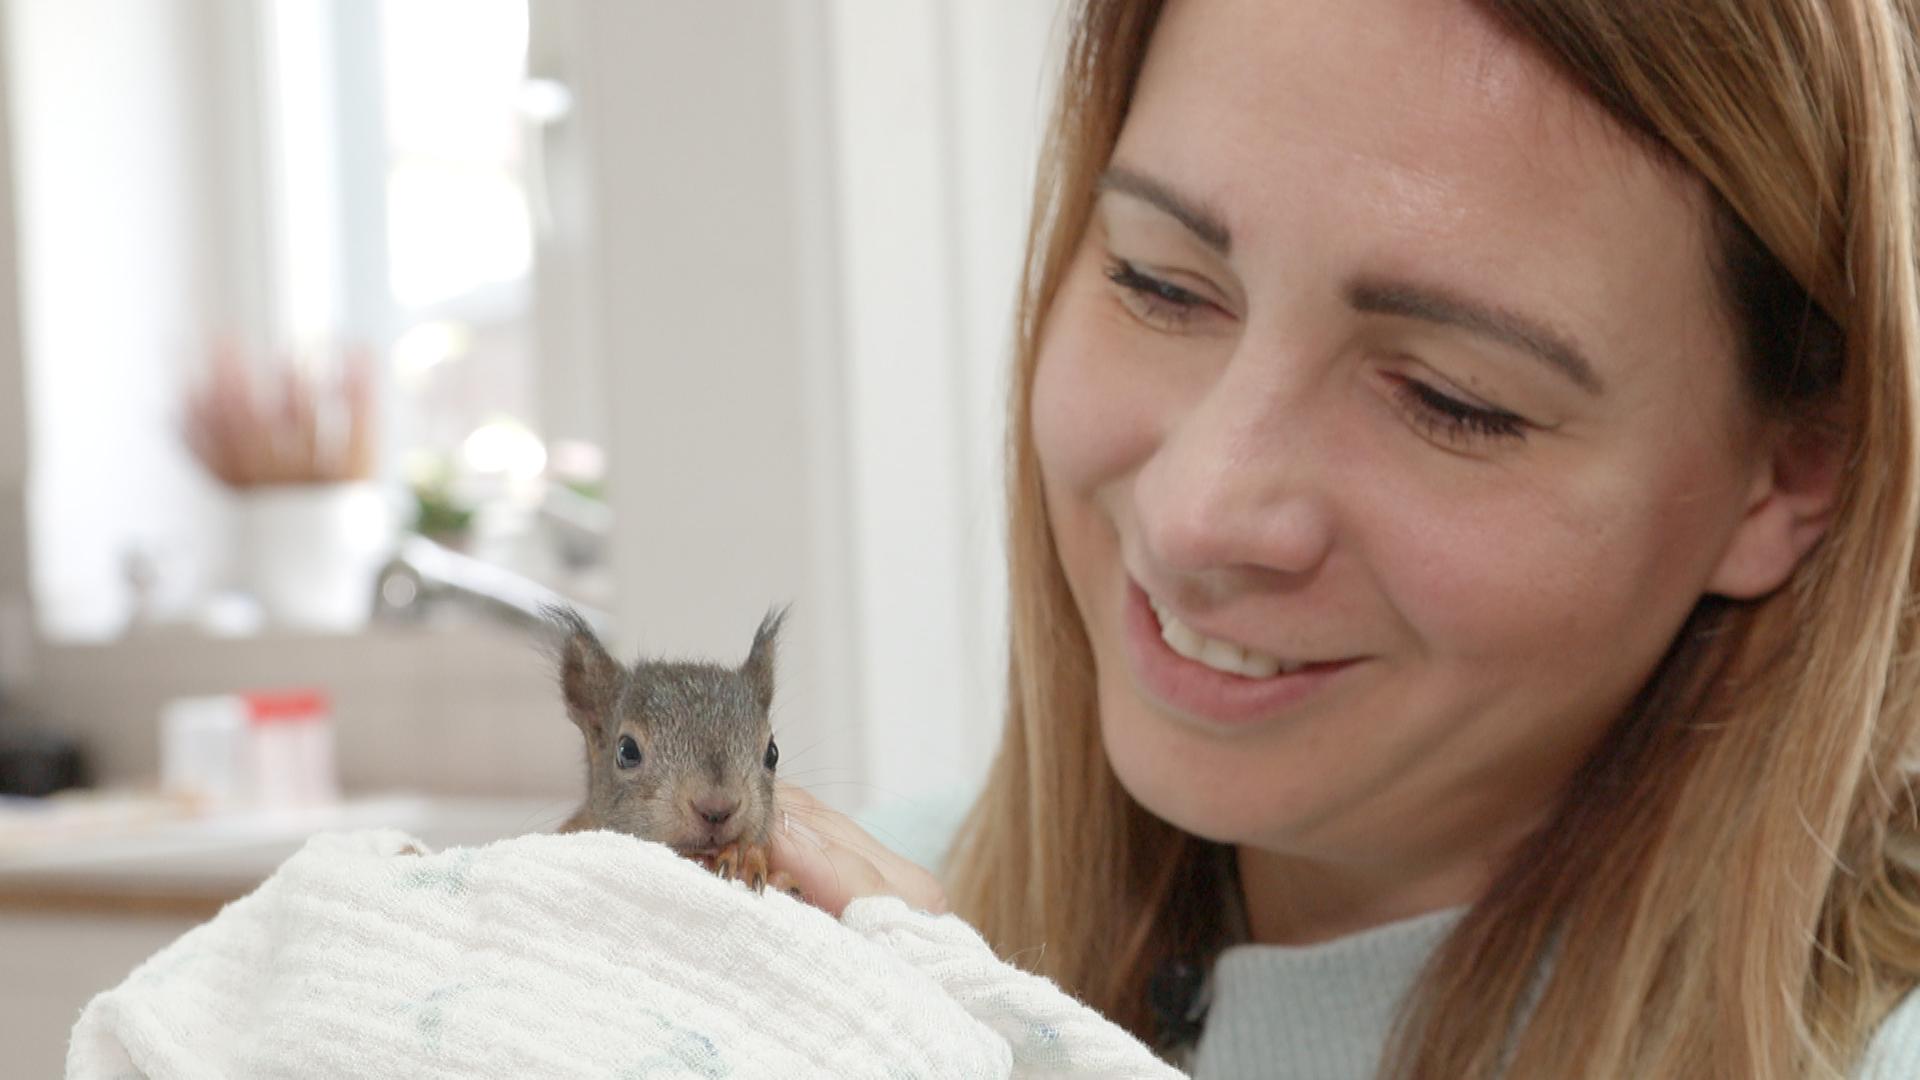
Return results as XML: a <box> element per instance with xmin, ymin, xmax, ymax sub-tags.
<box><xmin>712</xmin><ymin>841</ymin><xmax>775</xmax><ymax>894</ymax></box>
<box><xmin>711</xmin><ymin>842</ymin><xmax>799</xmax><ymax>898</ymax></box>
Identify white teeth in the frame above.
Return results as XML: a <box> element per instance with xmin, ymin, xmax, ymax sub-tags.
<box><xmin>1242</xmin><ymin>653</ymin><xmax>1282</xmax><ymax>679</ymax></box>
<box><xmin>1149</xmin><ymin>596</ymin><xmax>1296</xmax><ymax>679</ymax></box>
<box><xmin>1161</xmin><ymin>613</ymin><xmax>1204</xmax><ymax>658</ymax></box>
<box><xmin>1199</xmin><ymin>636</ymin><xmax>1243</xmax><ymax>672</ymax></box>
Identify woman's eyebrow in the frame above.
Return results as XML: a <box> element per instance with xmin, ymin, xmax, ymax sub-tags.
<box><xmin>1094</xmin><ymin>166</ymin><xmax>1602</xmax><ymax>396</ymax></box>
<box><xmin>1096</xmin><ymin>166</ymin><xmax>1232</xmax><ymax>255</ymax></box>
<box><xmin>1348</xmin><ymin>278</ymin><xmax>1606</xmax><ymax>395</ymax></box>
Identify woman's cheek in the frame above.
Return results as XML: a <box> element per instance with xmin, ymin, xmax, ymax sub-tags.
<box><xmin>1376</xmin><ymin>473</ymin><xmax>1650</xmax><ymax>697</ymax></box>
<box><xmin>1031</xmin><ymin>292</ymin><xmax>1165</xmax><ymax>495</ymax></box>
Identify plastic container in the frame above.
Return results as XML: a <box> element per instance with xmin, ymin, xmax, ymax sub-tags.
<box><xmin>160</xmin><ymin>689</ymin><xmax>339</xmax><ymax>811</ymax></box>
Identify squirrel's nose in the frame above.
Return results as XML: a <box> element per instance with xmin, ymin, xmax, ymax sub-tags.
<box><xmin>691</xmin><ymin>795</ymin><xmax>738</xmax><ymax>827</ymax></box>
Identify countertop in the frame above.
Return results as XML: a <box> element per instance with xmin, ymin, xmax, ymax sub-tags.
<box><xmin>0</xmin><ymin>792</ymin><xmax>573</xmax><ymax>916</ymax></box>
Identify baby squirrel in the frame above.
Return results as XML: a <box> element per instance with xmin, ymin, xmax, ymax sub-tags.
<box><xmin>546</xmin><ymin>604</ymin><xmax>796</xmax><ymax>895</ymax></box>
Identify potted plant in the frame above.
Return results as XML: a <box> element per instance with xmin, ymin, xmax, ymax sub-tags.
<box><xmin>183</xmin><ymin>342</ymin><xmax>391</xmax><ymax>631</ymax></box>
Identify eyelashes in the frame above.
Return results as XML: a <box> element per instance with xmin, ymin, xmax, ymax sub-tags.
<box><xmin>1103</xmin><ymin>257</ymin><xmax>1210</xmax><ymax>329</ymax></box>
<box><xmin>1385</xmin><ymin>374</ymin><xmax>1527</xmax><ymax>444</ymax></box>
<box><xmin>1100</xmin><ymin>255</ymin><xmax>1530</xmax><ymax>447</ymax></box>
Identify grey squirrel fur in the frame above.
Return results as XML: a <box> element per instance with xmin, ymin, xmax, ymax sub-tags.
<box><xmin>544</xmin><ymin>604</ymin><xmax>789</xmax><ymax>891</ymax></box>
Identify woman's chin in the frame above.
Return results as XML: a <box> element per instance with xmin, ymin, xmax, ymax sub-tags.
<box><xmin>1099</xmin><ymin>698</ymin><xmax>1319</xmax><ymax>848</ymax></box>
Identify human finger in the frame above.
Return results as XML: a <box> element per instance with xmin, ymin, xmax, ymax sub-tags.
<box><xmin>770</xmin><ymin>784</ymin><xmax>948</xmax><ymax>918</ymax></box>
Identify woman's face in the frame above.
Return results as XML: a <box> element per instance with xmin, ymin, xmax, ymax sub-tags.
<box><xmin>1033</xmin><ymin>0</ymin><xmax>1784</xmax><ymax>911</ymax></box>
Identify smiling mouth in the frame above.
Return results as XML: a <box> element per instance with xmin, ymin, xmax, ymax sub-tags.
<box><xmin>1146</xmin><ymin>594</ymin><xmax>1308</xmax><ymax>679</ymax></box>
<box><xmin>1123</xmin><ymin>583</ymin><xmax>1359</xmax><ymax>727</ymax></box>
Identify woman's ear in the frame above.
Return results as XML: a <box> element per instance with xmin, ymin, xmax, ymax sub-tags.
<box><xmin>1706</xmin><ymin>420</ymin><xmax>1845</xmax><ymax>600</ymax></box>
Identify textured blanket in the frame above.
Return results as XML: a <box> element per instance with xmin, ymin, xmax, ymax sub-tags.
<box><xmin>67</xmin><ymin>829</ymin><xmax>1180</xmax><ymax>1079</ymax></box>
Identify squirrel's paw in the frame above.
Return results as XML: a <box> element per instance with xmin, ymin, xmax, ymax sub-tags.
<box><xmin>712</xmin><ymin>842</ymin><xmax>803</xmax><ymax>898</ymax></box>
<box><xmin>713</xmin><ymin>840</ymin><xmax>772</xmax><ymax>893</ymax></box>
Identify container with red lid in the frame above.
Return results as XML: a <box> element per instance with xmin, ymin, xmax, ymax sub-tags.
<box><xmin>160</xmin><ymin>689</ymin><xmax>340</xmax><ymax>811</ymax></box>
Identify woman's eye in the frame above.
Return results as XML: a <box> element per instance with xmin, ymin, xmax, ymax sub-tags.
<box><xmin>1387</xmin><ymin>375</ymin><xmax>1528</xmax><ymax>446</ymax></box>
<box><xmin>1103</xmin><ymin>257</ymin><xmax>1213</xmax><ymax>330</ymax></box>
<box><xmin>615</xmin><ymin>735</ymin><xmax>643</xmax><ymax>770</ymax></box>
<box><xmin>763</xmin><ymin>738</ymin><xmax>779</xmax><ymax>772</ymax></box>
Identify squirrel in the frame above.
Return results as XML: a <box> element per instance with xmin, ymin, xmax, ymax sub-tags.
<box><xmin>545</xmin><ymin>604</ymin><xmax>797</xmax><ymax>895</ymax></box>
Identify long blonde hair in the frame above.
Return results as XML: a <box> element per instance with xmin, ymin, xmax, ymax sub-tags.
<box><xmin>942</xmin><ymin>1</ymin><xmax>1920</xmax><ymax>1075</ymax></box>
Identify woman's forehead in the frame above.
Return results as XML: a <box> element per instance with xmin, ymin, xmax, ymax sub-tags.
<box><xmin>1118</xmin><ymin>0</ymin><xmax>1732</xmax><ymax>400</ymax></box>
<box><xmin>1127</xmin><ymin>0</ymin><xmax>1685</xmax><ymax>236</ymax></box>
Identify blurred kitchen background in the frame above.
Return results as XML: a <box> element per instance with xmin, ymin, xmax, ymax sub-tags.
<box><xmin>0</xmin><ymin>0</ymin><xmax>1056</xmax><ymax>1069</ymax></box>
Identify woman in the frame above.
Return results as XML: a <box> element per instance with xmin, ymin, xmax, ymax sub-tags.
<box><xmin>776</xmin><ymin>0</ymin><xmax>1920</xmax><ymax>1075</ymax></box>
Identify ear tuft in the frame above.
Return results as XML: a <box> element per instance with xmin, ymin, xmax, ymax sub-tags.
<box><xmin>542</xmin><ymin>603</ymin><xmax>623</xmax><ymax>738</ymax></box>
<box><xmin>741</xmin><ymin>605</ymin><xmax>788</xmax><ymax>715</ymax></box>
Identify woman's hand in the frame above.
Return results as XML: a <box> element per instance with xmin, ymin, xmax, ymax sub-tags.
<box><xmin>770</xmin><ymin>784</ymin><xmax>949</xmax><ymax>918</ymax></box>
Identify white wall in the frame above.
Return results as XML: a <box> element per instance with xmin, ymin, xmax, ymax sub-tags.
<box><xmin>569</xmin><ymin>1</ymin><xmax>1056</xmax><ymax>809</ymax></box>
<box><xmin>568</xmin><ymin>2</ymin><xmax>865</xmax><ymax>804</ymax></box>
<box><xmin>827</xmin><ymin>0</ymin><xmax>1057</xmax><ymax>799</ymax></box>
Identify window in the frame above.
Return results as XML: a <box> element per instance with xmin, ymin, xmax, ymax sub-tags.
<box><xmin>12</xmin><ymin>0</ymin><xmax>605</xmax><ymax>641</ymax></box>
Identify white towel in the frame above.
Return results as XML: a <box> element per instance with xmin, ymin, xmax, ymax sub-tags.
<box><xmin>66</xmin><ymin>828</ymin><xmax>1181</xmax><ymax>1079</ymax></box>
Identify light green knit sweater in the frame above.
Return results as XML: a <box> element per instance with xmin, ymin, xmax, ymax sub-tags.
<box><xmin>863</xmin><ymin>793</ymin><xmax>1920</xmax><ymax>1076</ymax></box>
<box><xmin>1189</xmin><ymin>909</ymin><xmax>1920</xmax><ymax>1079</ymax></box>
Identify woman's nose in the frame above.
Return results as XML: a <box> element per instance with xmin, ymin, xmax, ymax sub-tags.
<box><xmin>1133</xmin><ymin>376</ymin><xmax>1337</xmax><ymax>581</ymax></box>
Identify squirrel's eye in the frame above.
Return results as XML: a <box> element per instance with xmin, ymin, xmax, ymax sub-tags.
<box><xmin>615</xmin><ymin>735</ymin><xmax>642</xmax><ymax>770</ymax></box>
<box><xmin>763</xmin><ymin>738</ymin><xmax>779</xmax><ymax>772</ymax></box>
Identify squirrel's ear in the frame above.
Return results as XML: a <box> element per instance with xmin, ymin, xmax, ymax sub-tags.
<box><xmin>543</xmin><ymin>604</ymin><xmax>622</xmax><ymax>739</ymax></box>
<box><xmin>742</xmin><ymin>605</ymin><xmax>787</xmax><ymax>715</ymax></box>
